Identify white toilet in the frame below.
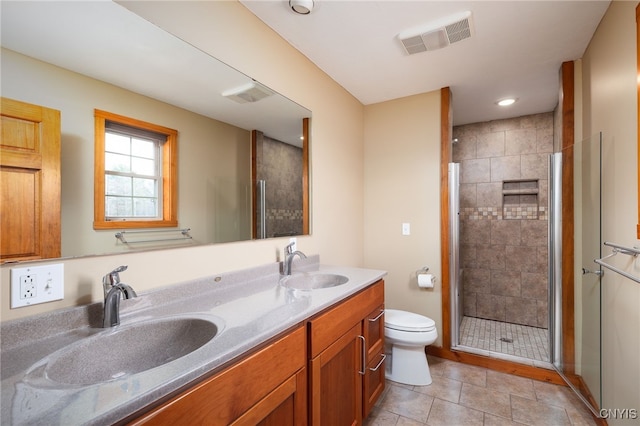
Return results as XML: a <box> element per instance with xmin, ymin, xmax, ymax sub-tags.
<box><xmin>384</xmin><ymin>309</ymin><xmax>437</xmax><ymax>386</ymax></box>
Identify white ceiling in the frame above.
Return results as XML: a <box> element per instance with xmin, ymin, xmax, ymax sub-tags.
<box><xmin>239</xmin><ymin>0</ymin><xmax>611</xmax><ymax>125</ymax></box>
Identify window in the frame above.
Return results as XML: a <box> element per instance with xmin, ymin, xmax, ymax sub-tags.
<box><xmin>94</xmin><ymin>110</ymin><xmax>177</xmax><ymax>229</ymax></box>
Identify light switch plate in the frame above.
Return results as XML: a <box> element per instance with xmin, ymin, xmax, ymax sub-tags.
<box><xmin>402</xmin><ymin>223</ymin><xmax>411</xmax><ymax>235</ymax></box>
<box><xmin>11</xmin><ymin>263</ymin><xmax>64</xmax><ymax>308</ymax></box>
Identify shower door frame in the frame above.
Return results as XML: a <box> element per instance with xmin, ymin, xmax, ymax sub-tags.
<box><xmin>448</xmin><ymin>163</ymin><xmax>461</xmax><ymax>348</ymax></box>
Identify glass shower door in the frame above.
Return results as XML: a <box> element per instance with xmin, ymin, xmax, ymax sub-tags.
<box><xmin>575</xmin><ymin>132</ymin><xmax>603</xmax><ymax>412</ymax></box>
<box><xmin>551</xmin><ymin>132</ymin><xmax>603</xmax><ymax>416</ymax></box>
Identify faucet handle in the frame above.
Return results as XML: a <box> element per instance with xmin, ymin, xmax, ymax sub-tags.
<box><xmin>103</xmin><ymin>265</ymin><xmax>128</xmax><ymax>288</ymax></box>
<box><xmin>285</xmin><ymin>242</ymin><xmax>295</xmax><ymax>255</ymax></box>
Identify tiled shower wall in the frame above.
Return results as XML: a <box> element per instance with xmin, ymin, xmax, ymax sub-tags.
<box><xmin>255</xmin><ymin>133</ymin><xmax>303</xmax><ymax>238</ymax></box>
<box><xmin>452</xmin><ymin>112</ymin><xmax>553</xmax><ymax>328</ymax></box>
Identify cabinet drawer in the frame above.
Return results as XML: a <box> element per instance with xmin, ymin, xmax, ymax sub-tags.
<box><xmin>309</xmin><ymin>280</ymin><xmax>384</xmax><ymax>358</ymax></box>
<box><xmin>364</xmin><ymin>304</ymin><xmax>384</xmax><ymax>363</ymax></box>
<box><xmin>130</xmin><ymin>325</ymin><xmax>306</xmax><ymax>425</ymax></box>
<box><xmin>363</xmin><ymin>348</ymin><xmax>386</xmax><ymax>418</ymax></box>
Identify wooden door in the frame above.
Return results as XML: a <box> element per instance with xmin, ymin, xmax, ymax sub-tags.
<box><xmin>310</xmin><ymin>323</ymin><xmax>362</xmax><ymax>426</ymax></box>
<box><xmin>1</xmin><ymin>98</ymin><xmax>61</xmax><ymax>262</ymax></box>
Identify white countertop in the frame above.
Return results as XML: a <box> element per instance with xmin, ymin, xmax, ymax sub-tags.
<box><xmin>0</xmin><ymin>258</ymin><xmax>386</xmax><ymax>425</ymax></box>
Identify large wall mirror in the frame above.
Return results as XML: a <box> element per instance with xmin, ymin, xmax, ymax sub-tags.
<box><xmin>1</xmin><ymin>1</ymin><xmax>311</xmax><ymax>261</ymax></box>
<box><xmin>636</xmin><ymin>3</ymin><xmax>639</xmax><ymax>239</ymax></box>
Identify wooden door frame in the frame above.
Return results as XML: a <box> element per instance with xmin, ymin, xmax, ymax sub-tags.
<box><xmin>432</xmin><ymin>64</ymin><xmax>577</xmax><ymax>384</ymax></box>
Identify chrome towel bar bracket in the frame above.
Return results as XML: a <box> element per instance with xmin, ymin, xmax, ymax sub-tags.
<box><xmin>593</xmin><ymin>241</ymin><xmax>640</xmax><ymax>284</ymax></box>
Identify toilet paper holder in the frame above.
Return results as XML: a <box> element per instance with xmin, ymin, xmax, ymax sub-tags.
<box><xmin>416</xmin><ymin>266</ymin><xmax>435</xmax><ymax>288</ymax></box>
<box><xmin>415</xmin><ymin>266</ymin><xmax>429</xmax><ymax>277</ymax></box>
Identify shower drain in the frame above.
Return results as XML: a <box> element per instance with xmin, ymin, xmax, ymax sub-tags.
<box><xmin>499</xmin><ymin>337</ymin><xmax>513</xmax><ymax>343</ymax></box>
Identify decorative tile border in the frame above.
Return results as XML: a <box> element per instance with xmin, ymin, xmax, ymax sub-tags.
<box><xmin>267</xmin><ymin>209</ymin><xmax>303</xmax><ymax>221</ymax></box>
<box><xmin>460</xmin><ymin>206</ymin><xmax>547</xmax><ymax>221</ymax></box>
<box><xmin>504</xmin><ymin>205</ymin><xmax>539</xmax><ymax>220</ymax></box>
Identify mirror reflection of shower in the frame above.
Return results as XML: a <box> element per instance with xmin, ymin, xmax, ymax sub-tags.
<box><xmin>252</xmin><ymin>130</ymin><xmax>304</xmax><ymax>239</ymax></box>
<box><xmin>450</xmin><ymin>112</ymin><xmax>554</xmax><ymax>364</ymax></box>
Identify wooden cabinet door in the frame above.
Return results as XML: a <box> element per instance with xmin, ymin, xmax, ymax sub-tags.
<box><xmin>310</xmin><ymin>323</ymin><xmax>362</xmax><ymax>426</ymax></box>
<box><xmin>363</xmin><ymin>305</ymin><xmax>385</xmax><ymax>418</ymax></box>
<box><xmin>1</xmin><ymin>97</ymin><xmax>61</xmax><ymax>262</ymax></box>
<box><xmin>232</xmin><ymin>368</ymin><xmax>307</xmax><ymax>426</ymax></box>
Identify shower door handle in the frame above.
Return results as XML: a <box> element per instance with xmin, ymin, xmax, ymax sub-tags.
<box><xmin>582</xmin><ymin>267</ymin><xmax>603</xmax><ymax>277</ymax></box>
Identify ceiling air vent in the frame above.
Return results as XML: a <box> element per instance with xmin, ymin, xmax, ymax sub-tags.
<box><xmin>222</xmin><ymin>81</ymin><xmax>274</xmax><ymax>104</ymax></box>
<box><xmin>398</xmin><ymin>11</ymin><xmax>473</xmax><ymax>55</ymax></box>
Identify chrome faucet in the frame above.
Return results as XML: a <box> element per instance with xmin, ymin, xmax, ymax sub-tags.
<box><xmin>283</xmin><ymin>242</ymin><xmax>306</xmax><ymax>275</ymax></box>
<box><xmin>102</xmin><ymin>265</ymin><xmax>137</xmax><ymax>328</ymax></box>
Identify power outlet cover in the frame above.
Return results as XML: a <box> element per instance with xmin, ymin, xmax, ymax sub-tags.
<box><xmin>11</xmin><ymin>264</ymin><xmax>64</xmax><ymax>308</ymax></box>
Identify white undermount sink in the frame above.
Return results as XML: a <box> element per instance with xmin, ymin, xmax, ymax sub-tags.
<box><xmin>280</xmin><ymin>272</ymin><xmax>349</xmax><ymax>290</ymax></box>
<box><xmin>41</xmin><ymin>316</ymin><xmax>220</xmax><ymax>386</ymax></box>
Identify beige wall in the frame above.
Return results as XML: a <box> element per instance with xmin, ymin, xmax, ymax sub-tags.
<box><xmin>1</xmin><ymin>1</ymin><xmax>365</xmax><ymax>322</ymax></box>
<box><xmin>581</xmin><ymin>0</ymin><xmax>640</xmax><ymax>420</ymax></box>
<box><xmin>363</xmin><ymin>92</ymin><xmax>443</xmax><ymax>346</ymax></box>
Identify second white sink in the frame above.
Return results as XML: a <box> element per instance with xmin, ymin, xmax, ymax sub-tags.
<box><xmin>280</xmin><ymin>272</ymin><xmax>349</xmax><ymax>290</ymax></box>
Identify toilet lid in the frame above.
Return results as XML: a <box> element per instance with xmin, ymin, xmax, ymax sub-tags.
<box><xmin>385</xmin><ymin>309</ymin><xmax>435</xmax><ymax>332</ymax></box>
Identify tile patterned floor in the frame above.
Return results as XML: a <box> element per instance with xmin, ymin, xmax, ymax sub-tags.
<box><xmin>365</xmin><ymin>356</ymin><xmax>597</xmax><ymax>426</ymax></box>
<box><xmin>459</xmin><ymin>316</ymin><xmax>549</xmax><ymax>362</ymax></box>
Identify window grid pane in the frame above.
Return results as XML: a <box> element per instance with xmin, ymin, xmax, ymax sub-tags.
<box><xmin>105</xmin><ymin>152</ymin><xmax>131</xmax><ymax>173</ymax></box>
<box><xmin>104</xmin><ymin>129</ymin><xmax>162</xmax><ymax>220</ymax></box>
<box><xmin>106</xmin><ymin>175</ymin><xmax>132</xmax><ymax>196</ymax></box>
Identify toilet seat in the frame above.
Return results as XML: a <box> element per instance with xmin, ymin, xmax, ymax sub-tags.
<box><xmin>385</xmin><ymin>309</ymin><xmax>435</xmax><ymax>332</ymax></box>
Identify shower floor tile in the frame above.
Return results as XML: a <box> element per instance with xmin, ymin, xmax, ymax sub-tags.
<box><xmin>460</xmin><ymin>316</ymin><xmax>549</xmax><ymax>362</ymax></box>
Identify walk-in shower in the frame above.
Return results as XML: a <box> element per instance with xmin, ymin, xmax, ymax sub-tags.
<box><xmin>448</xmin><ymin>121</ymin><xmax>604</xmax><ymax>415</ymax></box>
<box><xmin>449</xmin><ymin>113</ymin><xmax>554</xmax><ymax>365</ymax></box>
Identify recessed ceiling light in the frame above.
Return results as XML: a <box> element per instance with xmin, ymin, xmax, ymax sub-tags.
<box><xmin>497</xmin><ymin>98</ymin><xmax>517</xmax><ymax>107</ymax></box>
<box><xmin>289</xmin><ymin>0</ymin><xmax>314</xmax><ymax>15</ymax></box>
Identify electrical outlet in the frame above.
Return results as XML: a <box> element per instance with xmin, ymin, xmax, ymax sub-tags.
<box><xmin>20</xmin><ymin>275</ymin><xmax>37</xmax><ymax>299</ymax></box>
<box><xmin>11</xmin><ymin>264</ymin><xmax>64</xmax><ymax>308</ymax></box>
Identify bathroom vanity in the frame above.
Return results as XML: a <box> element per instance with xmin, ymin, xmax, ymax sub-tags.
<box><xmin>0</xmin><ymin>258</ymin><xmax>386</xmax><ymax>425</ymax></box>
<box><xmin>131</xmin><ymin>280</ymin><xmax>384</xmax><ymax>425</ymax></box>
